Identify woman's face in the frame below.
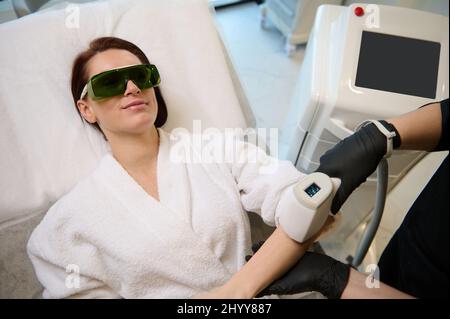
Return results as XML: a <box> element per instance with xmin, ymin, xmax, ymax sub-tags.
<box><xmin>77</xmin><ymin>49</ymin><xmax>158</xmax><ymax>138</ymax></box>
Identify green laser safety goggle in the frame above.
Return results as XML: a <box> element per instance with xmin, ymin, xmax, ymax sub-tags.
<box><xmin>80</xmin><ymin>64</ymin><xmax>161</xmax><ymax>100</ymax></box>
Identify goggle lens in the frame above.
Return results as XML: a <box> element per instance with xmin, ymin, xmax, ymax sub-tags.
<box><xmin>87</xmin><ymin>64</ymin><xmax>160</xmax><ymax>100</ymax></box>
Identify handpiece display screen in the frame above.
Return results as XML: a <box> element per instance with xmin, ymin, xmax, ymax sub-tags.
<box><xmin>305</xmin><ymin>183</ymin><xmax>321</xmax><ymax>197</ymax></box>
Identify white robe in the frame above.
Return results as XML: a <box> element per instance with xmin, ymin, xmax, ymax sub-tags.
<box><xmin>27</xmin><ymin>128</ymin><xmax>305</xmax><ymax>298</ymax></box>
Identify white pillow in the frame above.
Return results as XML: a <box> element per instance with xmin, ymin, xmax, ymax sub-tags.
<box><xmin>0</xmin><ymin>0</ymin><xmax>247</xmax><ymax>224</ymax></box>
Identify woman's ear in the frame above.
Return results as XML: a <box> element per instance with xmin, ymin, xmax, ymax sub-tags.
<box><xmin>76</xmin><ymin>99</ymin><xmax>97</xmax><ymax>124</ymax></box>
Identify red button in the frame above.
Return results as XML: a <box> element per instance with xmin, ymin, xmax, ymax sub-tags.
<box><xmin>354</xmin><ymin>6</ymin><xmax>364</xmax><ymax>17</ymax></box>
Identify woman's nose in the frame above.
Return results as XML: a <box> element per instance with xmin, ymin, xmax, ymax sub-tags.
<box><xmin>124</xmin><ymin>80</ymin><xmax>141</xmax><ymax>96</ymax></box>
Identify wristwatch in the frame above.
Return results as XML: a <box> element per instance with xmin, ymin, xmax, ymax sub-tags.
<box><xmin>379</xmin><ymin>120</ymin><xmax>401</xmax><ymax>149</ymax></box>
<box><xmin>355</xmin><ymin>120</ymin><xmax>401</xmax><ymax>158</ymax></box>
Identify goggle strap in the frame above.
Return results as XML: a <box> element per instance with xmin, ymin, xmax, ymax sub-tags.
<box><xmin>80</xmin><ymin>84</ymin><xmax>88</xmax><ymax>100</ymax></box>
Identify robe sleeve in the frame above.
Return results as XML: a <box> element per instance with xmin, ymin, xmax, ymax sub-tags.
<box><xmin>224</xmin><ymin>137</ymin><xmax>306</xmax><ymax>226</ymax></box>
<box><xmin>26</xmin><ymin>205</ymin><xmax>122</xmax><ymax>299</ymax></box>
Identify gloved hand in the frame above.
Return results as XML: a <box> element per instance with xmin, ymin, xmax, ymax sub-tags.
<box><xmin>246</xmin><ymin>241</ymin><xmax>351</xmax><ymax>299</ymax></box>
<box><xmin>316</xmin><ymin>121</ymin><xmax>399</xmax><ymax>214</ymax></box>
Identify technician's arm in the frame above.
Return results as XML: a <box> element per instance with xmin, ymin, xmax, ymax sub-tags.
<box><xmin>340</xmin><ymin>268</ymin><xmax>414</xmax><ymax>299</ymax></box>
<box><xmin>317</xmin><ymin>99</ymin><xmax>448</xmax><ymax>214</ymax></box>
<box><xmin>388</xmin><ymin>102</ymin><xmax>442</xmax><ymax>151</ymax></box>
<box><xmin>251</xmin><ymin>249</ymin><xmax>413</xmax><ymax>299</ymax></box>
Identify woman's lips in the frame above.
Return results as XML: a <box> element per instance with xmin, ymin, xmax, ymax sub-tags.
<box><xmin>124</xmin><ymin>103</ymin><xmax>147</xmax><ymax>111</ymax></box>
<box><xmin>122</xmin><ymin>99</ymin><xmax>148</xmax><ymax>111</ymax></box>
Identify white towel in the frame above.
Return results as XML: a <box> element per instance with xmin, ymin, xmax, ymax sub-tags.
<box><xmin>27</xmin><ymin>129</ymin><xmax>305</xmax><ymax>298</ymax></box>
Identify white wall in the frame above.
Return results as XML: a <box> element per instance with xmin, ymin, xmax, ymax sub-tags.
<box><xmin>344</xmin><ymin>0</ymin><xmax>449</xmax><ymax>16</ymax></box>
<box><xmin>0</xmin><ymin>0</ymin><xmax>17</xmax><ymax>23</ymax></box>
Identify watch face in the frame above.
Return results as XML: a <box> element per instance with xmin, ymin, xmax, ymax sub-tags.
<box><xmin>379</xmin><ymin>120</ymin><xmax>401</xmax><ymax>149</ymax></box>
<box><xmin>379</xmin><ymin>120</ymin><xmax>394</xmax><ymax>132</ymax></box>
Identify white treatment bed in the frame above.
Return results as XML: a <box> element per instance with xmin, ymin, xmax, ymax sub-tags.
<box><xmin>0</xmin><ymin>0</ymin><xmax>283</xmax><ymax>298</ymax></box>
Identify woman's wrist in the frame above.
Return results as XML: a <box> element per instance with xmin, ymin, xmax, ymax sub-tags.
<box><xmin>222</xmin><ymin>276</ymin><xmax>257</xmax><ymax>299</ymax></box>
<box><xmin>196</xmin><ymin>282</ymin><xmax>254</xmax><ymax>299</ymax></box>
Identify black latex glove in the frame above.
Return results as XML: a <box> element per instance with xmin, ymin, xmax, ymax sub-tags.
<box><xmin>316</xmin><ymin>122</ymin><xmax>390</xmax><ymax>214</ymax></box>
<box><xmin>246</xmin><ymin>241</ymin><xmax>351</xmax><ymax>299</ymax></box>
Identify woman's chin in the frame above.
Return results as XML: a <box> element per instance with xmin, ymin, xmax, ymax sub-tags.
<box><xmin>124</xmin><ymin>120</ymin><xmax>156</xmax><ymax>135</ymax></box>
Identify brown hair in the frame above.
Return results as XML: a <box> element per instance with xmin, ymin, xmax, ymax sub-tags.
<box><xmin>71</xmin><ymin>37</ymin><xmax>168</xmax><ymax>139</ymax></box>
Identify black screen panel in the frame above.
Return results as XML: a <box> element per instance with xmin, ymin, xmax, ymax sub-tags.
<box><xmin>355</xmin><ymin>31</ymin><xmax>440</xmax><ymax>99</ymax></box>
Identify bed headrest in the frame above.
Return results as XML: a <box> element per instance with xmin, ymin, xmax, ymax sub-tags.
<box><xmin>0</xmin><ymin>0</ymin><xmax>248</xmax><ymax>225</ymax></box>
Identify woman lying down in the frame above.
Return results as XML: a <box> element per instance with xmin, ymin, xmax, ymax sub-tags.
<box><xmin>27</xmin><ymin>37</ymin><xmax>334</xmax><ymax>299</ymax></box>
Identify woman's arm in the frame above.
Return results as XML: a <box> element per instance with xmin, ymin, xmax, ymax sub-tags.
<box><xmin>196</xmin><ymin>216</ymin><xmax>334</xmax><ymax>298</ymax></box>
<box><xmin>193</xmin><ymin>135</ymin><xmax>333</xmax><ymax>298</ymax></box>
<box><xmin>224</xmin><ymin>226</ymin><xmax>319</xmax><ymax>298</ymax></box>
